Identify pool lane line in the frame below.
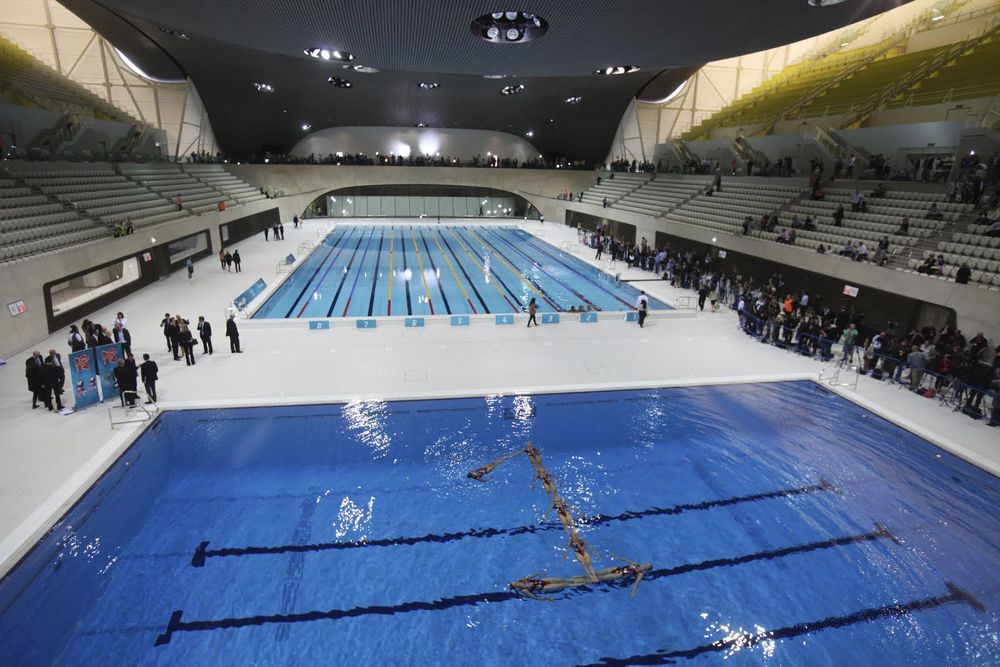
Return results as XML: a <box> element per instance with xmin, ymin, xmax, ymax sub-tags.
<box><xmin>341</xmin><ymin>226</ymin><xmax>379</xmax><ymax>317</ymax></box>
<box><xmin>279</xmin><ymin>226</ymin><xmax>351</xmax><ymax>318</ymax></box>
<box><xmin>399</xmin><ymin>227</ymin><xmax>413</xmax><ymax>315</ymax></box>
<box><xmin>509</xmin><ymin>229</ymin><xmax>643</xmax><ymax>310</ymax></box>
<box><xmin>155</xmin><ymin>523</ymin><xmax>902</xmax><ymax>646</ymax></box>
<box><xmin>387</xmin><ymin>226</ymin><xmax>394</xmax><ymax>316</ymax></box>
<box><xmin>446</xmin><ymin>227</ymin><xmax>520</xmax><ymax>312</ymax></box>
<box><xmin>291</xmin><ymin>226</ymin><xmax>357</xmax><ymax>318</ymax></box>
<box><xmin>417</xmin><ymin>228</ymin><xmax>452</xmax><ymax>314</ymax></box>
<box><xmin>325</xmin><ymin>227</ymin><xmax>374</xmax><ymax>318</ymax></box>
<box><xmin>481</xmin><ymin>227</ymin><xmax>602</xmax><ymax>311</ymax></box>
<box><xmin>409</xmin><ymin>226</ymin><xmax>435</xmax><ymax>315</ymax></box>
<box><xmin>438</xmin><ymin>229</ymin><xmax>490</xmax><ymax>313</ymax></box>
<box><xmin>428</xmin><ymin>228</ymin><xmax>481</xmax><ymax>313</ymax></box>
<box><xmin>463</xmin><ymin>226</ymin><xmax>561</xmax><ymax>311</ymax></box>
<box><xmin>364</xmin><ymin>228</ymin><xmax>386</xmax><ymax>316</ymax></box>
<box><xmin>189</xmin><ymin>480</ymin><xmax>837</xmax><ymax>566</ymax></box>
<box><xmin>579</xmin><ymin>582</ymin><xmax>985</xmax><ymax>666</ymax></box>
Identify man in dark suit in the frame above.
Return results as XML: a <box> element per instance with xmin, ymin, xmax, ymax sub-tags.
<box><xmin>226</xmin><ymin>314</ymin><xmax>242</xmax><ymax>353</ymax></box>
<box><xmin>167</xmin><ymin>317</ymin><xmax>181</xmax><ymax>360</ymax></box>
<box><xmin>160</xmin><ymin>313</ymin><xmax>172</xmax><ymax>352</ymax></box>
<box><xmin>40</xmin><ymin>357</ymin><xmax>64</xmax><ymax>411</ymax></box>
<box><xmin>45</xmin><ymin>349</ymin><xmax>65</xmax><ymax>398</ymax></box>
<box><xmin>140</xmin><ymin>353</ymin><xmax>158</xmax><ymax>403</ymax></box>
<box><xmin>25</xmin><ymin>351</ymin><xmax>44</xmax><ymax>409</ymax></box>
<box><xmin>113</xmin><ymin>359</ymin><xmax>131</xmax><ymax>407</ymax></box>
<box><xmin>197</xmin><ymin>316</ymin><xmax>213</xmax><ymax>354</ymax></box>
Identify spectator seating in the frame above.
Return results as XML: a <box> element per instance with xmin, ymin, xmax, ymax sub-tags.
<box><xmin>580</xmin><ymin>173</ymin><xmax>651</xmax><ymax>207</ymax></box>
<box><xmin>663</xmin><ymin>181</ymin><xmax>804</xmax><ymax>234</ymax></box>
<box><xmin>7</xmin><ymin>161</ymin><xmax>192</xmax><ymax>229</ymax></box>
<box><xmin>0</xmin><ymin>168</ymin><xmax>110</xmax><ymax>262</ymax></box>
<box><xmin>614</xmin><ymin>178</ymin><xmax>708</xmax><ymax>216</ymax></box>
<box><xmin>181</xmin><ymin>164</ymin><xmax>268</xmax><ymax>205</ymax></box>
<box><xmin>119</xmin><ymin>163</ymin><xmax>226</xmax><ymax>215</ymax></box>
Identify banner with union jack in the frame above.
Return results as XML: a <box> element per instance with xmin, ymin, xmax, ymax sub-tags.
<box><xmin>68</xmin><ymin>349</ymin><xmax>99</xmax><ymax>409</ymax></box>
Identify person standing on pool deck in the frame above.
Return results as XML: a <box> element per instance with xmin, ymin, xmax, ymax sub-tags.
<box><xmin>233</xmin><ymin>249</ymin><xmax>242</xmax><ymax>273</ymax></box>
<box><xmin>140</xmin><ymin>353</ymin><xmax>158</xmax><ymax>403</ymax></box>
<box><xmin>226</xmin><ymin>314</ymin><xmax>242</xmax><ymax>353</ymax></box>
<box><xmin>186</xmin><ymin>258</ymin><xmax>194</xmax><ymax>279</ymax></box>
<box><xmin>527</xmin><ymin>298</ymin><xmax>538</xmax><ymax>328</ymax></box>
<box><xmin>637</xmin><ymin>298</ymin><xmax>648</xmax><ymax>328</ymax></box>
<box><xmin>635</xmin><ymin>291</ymin><xmax>649</xmax><ymax>311</ymax></box>
<box><xmin>197</xmin><ymin>316</ymin><xmax>213</xmax><ymax>354</ymax></box>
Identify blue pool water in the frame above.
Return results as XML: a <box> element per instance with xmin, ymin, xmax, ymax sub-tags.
<box><xmin>1</xmin><ymin>381</ymin><xmax>998</xmax><ymax>665</ymax></box>
<box><xmin>252</xmin><ymin>225</ymin><xmax>669</xmax><ymax>318</ymax></box>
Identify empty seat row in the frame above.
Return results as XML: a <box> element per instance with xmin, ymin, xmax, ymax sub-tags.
<box><xmin>0</xmin><ymin>210</ymin><xmax>82</xmax><ymax>232</ymax></box>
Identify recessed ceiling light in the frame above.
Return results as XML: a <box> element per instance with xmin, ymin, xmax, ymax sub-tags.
<box><xmin>808</xmin><ymin>0</ymin><xmax>851</xmax><ymax>6</ymax></box>
<box><xmin>327</xmin><ymin>76</ymin><xmax>353</xmax><ymax>88</ymax></box>
<box><xmin>415</xmin><ymin>123</ymin><xmax>427</xmax><ymax>127</ymax></box>
<box><xmin>564</xmin><ymin>96</ymin><xmax>583</xmax><ymax>104</ymax></box>
<box><xmin>418</xmin><ymin>82</ymin><xmax>440</xmax><ymax>89</ymax></box>
<box><xmin>501</xmin><ymin>84</ymin><xmax>525</xmax><ymax>96</ymax></box>
<box><xmin>253</xmin><ymin>82</ymin><xmax>274</xmax><ymax>93</ymax></box>
<box><xmin>472</xmin><ymin>11</ymin><xmax>548</xmax><ymax>43</ymax></box>
<box><xmin>483</xmin><ymin>74</ymin><xmax>510</xmax><ymax>79</ymax></box>
<box><xmin>301</xmin><ymin>123</ymin><xmax>311</xmax><ymax>131</ymax></box>
<box><xmin>305</xmin><ymin>48</ymin><xmax>354</xmax><ymax>61</ymax></box>
<box><xmin>348</xmin><ymin>65</ymin><xmax>379</xmax><ymax>74</ymax></box>
<box><xmin>594</xmin><ymin>66</ymin><xmax>641</xmax><ymax>76</ymax></box>
<box><xmin>525</xmin><ymin>130</ymin><xmax>534</xmax><ymax>137</ymax></box>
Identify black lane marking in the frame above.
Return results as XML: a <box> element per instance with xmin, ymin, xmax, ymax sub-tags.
<box><xmin>579</xmin><ymin>582</ymin><xmax>985</xmax><ymax>666</ymax></box>
<box><xmin>190</xmin><ymin>481</ymin><xmax>836</xmax><ymax>567</ymax></box>
<box><xmin>366</xmin><ymin>227</ymin><xmax>385</xmax><ymax>316</ymax></box>
<box><xmin>418</xmin><ymin>228</ymin><xmax>452</xmax><ymax>314</ymax></box>
<box><xmin>156</xmin><ymin>524</ymin><xmax>896</xmax><ymax>646</ymax></box>
<box><xmin>438</xmin><ymin>227</ymin><xmax>490</xmax><ymax>312</ymax></box>
<box><xmin>279</xmin><ymin>227</ymin><xmax>351</xmax><ymax>318</ymax></box>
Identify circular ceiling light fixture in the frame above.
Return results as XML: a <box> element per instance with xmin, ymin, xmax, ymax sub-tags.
<box><xmin>472</xmin><ymin>11</ymin><xmax>548</xmax><ymax>43</ymax></box>
<box><xmin>347</xmin><ymin>65</ymin><xmax>379</xmax><ymax>74</ymax></box>
<box><xmin>564</xmin><ymin>96</ymin><xmax>583</xmax><ymax>104</ymax></box>
<box><xmin>594</xmin><ymin>65</ymin><xmax>641</xmax><ymax>76</ymax></box>
<box><xmin>415</xmin><ymin>122</ymin><xmax>428</xmax><ymax>128</ymax></box>
<box><xmin>418</xmin><ymin>82</ymin><xmax>440</xmax><ymax>89</ymax></box>
<box><xmin>327</xmin><ymin>76</ymin><xmax>353</xmax><ymax>88</ymax></box>
<box><xmin>483</xmin><ymin>74</ymin><xmax>510</xmax><ymax>79</ymax></box>
<box><xmin>525</xmin><ymin>130</ymin><xmax>534</xmax><ymax>137</ymax></box>
<box><xmin>501</xmin><ymin>84</ymin><xmax>525</xmax><ymax>96</ymax></box>
<box><xmin>301</xmin><ymin>123</ymin><xmax>312</xmax><ymax>131</ymax></box>
<box><xmin>253</xmin><ymin>82</ymin><xmax>274</xmax><ymax>93</ymax></box>
<box><xmin>808</xmin><ymin>0</ymin><xmax>851</xmax><ymax>5</ymax></box>
<box><xmin>305</xmin><ymin>48</ymin><xmax>354</xmax><ymax>61</ymax></box>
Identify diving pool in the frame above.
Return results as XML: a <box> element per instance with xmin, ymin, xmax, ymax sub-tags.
<box><xmin>1</xmin><ymin>381</ymin><xmax>997</xmax><ymax>665</ymax></box>
<box><xmin>252</xmin><ymin>225</ymin><xmax>669</xmax><ymax>318</ymax></box>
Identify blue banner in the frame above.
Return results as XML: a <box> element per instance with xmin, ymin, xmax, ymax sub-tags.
<box><xmin>95</xmin><ymin>343</ymin><xmax>124</xmax><ymax>402</ymax></box>
<box><xmin>234</xmin><ymin>278</ymin><xmax>267</xmax><ymax>310</ymax></box>
<box><xmin>69</xmin><ymin>349</ymin><xmax>99</xmax><ymax>409</ymax></box>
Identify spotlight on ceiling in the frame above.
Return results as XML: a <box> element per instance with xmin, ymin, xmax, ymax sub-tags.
<box><xmin>415</xmin><ymin>122</ymin><xmax>427</xmax><ymax>128</ymax></box>
<box><xmin>348</xmin><ymin>65</ymin><xmax>380</xmax><ymax>74</ymax></box>
<box><xmin>305</xmin><ymin>48</ymin><xmax>354</xmax><ymax>61</ymax></box>
<box><xmin>594</xmin><ymin>65</ymin><xmax>641</xmax><ymax>76</ymax></box>
<box><xmin>418</xmin><ymin>82</ymin><xmax>440</xmax><ymax>89</ymax></box>
<box><xmin>564</xmin><ymin>96</ymin><xmax>583</xmax><ymax>105</ymax></box>
<box><xmin>301</xmin><ymin>123</ymin><xmax>311</xmax><ymax>131</ymax></box>
<box><xmin>253</xmin><ymin>82</ymin><xmax>274</xmax><ymax>93</ymax></box>
<box><xmin>327</xmin><ymin>77</ymin><xmax>353</xmax><ymax>88</ymax></box>
<box><xmin>500</xmin><ymin>84</ymin><xmax>525</xmax><ymax>96</ymax></box>
<box><xmin>483</xmin><ymin>74</ymin><xmax>510</xmax><ymax>79</ymax></box>
<box><xmin>808</xmin><ymin>0</ymin><xmax>851</xmax><ymax>5</ymax></box>
<box><xmin>525</xmin><ymin>130</ymin><xmax>534</xmax><ymax>137</ymax></box>
<box><xmin>472</xmin><ymin>11</ymin><xmax>548</xmax><ymax>43</ymax></box>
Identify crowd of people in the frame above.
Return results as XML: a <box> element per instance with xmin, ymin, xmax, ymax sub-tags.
<box><xmin>246</xmin><ymin>152</ymin><xmax>590</xmax><ymax>170</ymax></box>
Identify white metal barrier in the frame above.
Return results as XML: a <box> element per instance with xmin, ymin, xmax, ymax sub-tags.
<box><xmin>819</xmin><ymin>365</ymin><xmax>859</xmax><ymax>391</ymax></box>
<box><xmin>297</xmin><ymin>241</ymin><xmax>315</xmax><ymax>254</ymax></box>
<box><xmin>109</xmin><ymin>391</ymin><xmax>157</xmax><ymax>428</ymax></box>
<box><xmin>673</xmin><ymin>296</ymin><xmax>697</xmax><ymax>309</ymax></box>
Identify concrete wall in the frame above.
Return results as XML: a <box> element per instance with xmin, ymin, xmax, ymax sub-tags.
<box><xmin>289</xmin><ymin>127</ymin><xmax>542</xmax><ymax>163</ymax></box>
<box><xmin>837</xmin><ymin>120</ymin><xmax>963</xmax><ymax>159</ymax></box>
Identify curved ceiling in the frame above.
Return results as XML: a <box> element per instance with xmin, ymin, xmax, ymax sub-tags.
<box><xmin>59</xmin><ymin>0</ymin><xmax>911</xmax><ymax>161</ymax></box>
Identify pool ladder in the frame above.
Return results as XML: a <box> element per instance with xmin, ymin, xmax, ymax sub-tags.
<box><xmin>819</xmin><ymin>365</ymin><xmax>860</xmax><ymax>391</ymax></box>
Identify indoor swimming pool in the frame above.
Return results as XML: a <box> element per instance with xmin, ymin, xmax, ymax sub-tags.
<box><xmin>252</xmin><ymin>224</ymin><xmax>670</xmax><ymax>318</ymax></box>
<box><xmin>1</xmin><ymin>381</ymin><xmax>997</xmax><ymax>665</ymax></box>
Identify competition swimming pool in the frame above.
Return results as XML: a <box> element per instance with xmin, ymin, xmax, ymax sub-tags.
<box><xmin>1</xmin><ymin>381</ymin><xmax>997</xmax><ymax>665</ymax></box>
<box><xmin>252</xmin><ymin>225</ymin><xmax>670</xmax><ymax>318</ymax></box>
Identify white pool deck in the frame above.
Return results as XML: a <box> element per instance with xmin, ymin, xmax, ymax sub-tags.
<box><xmin>0</xmin><ymin>218</ymin><xmax>996</xmax><ymax>576</ymax></box>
